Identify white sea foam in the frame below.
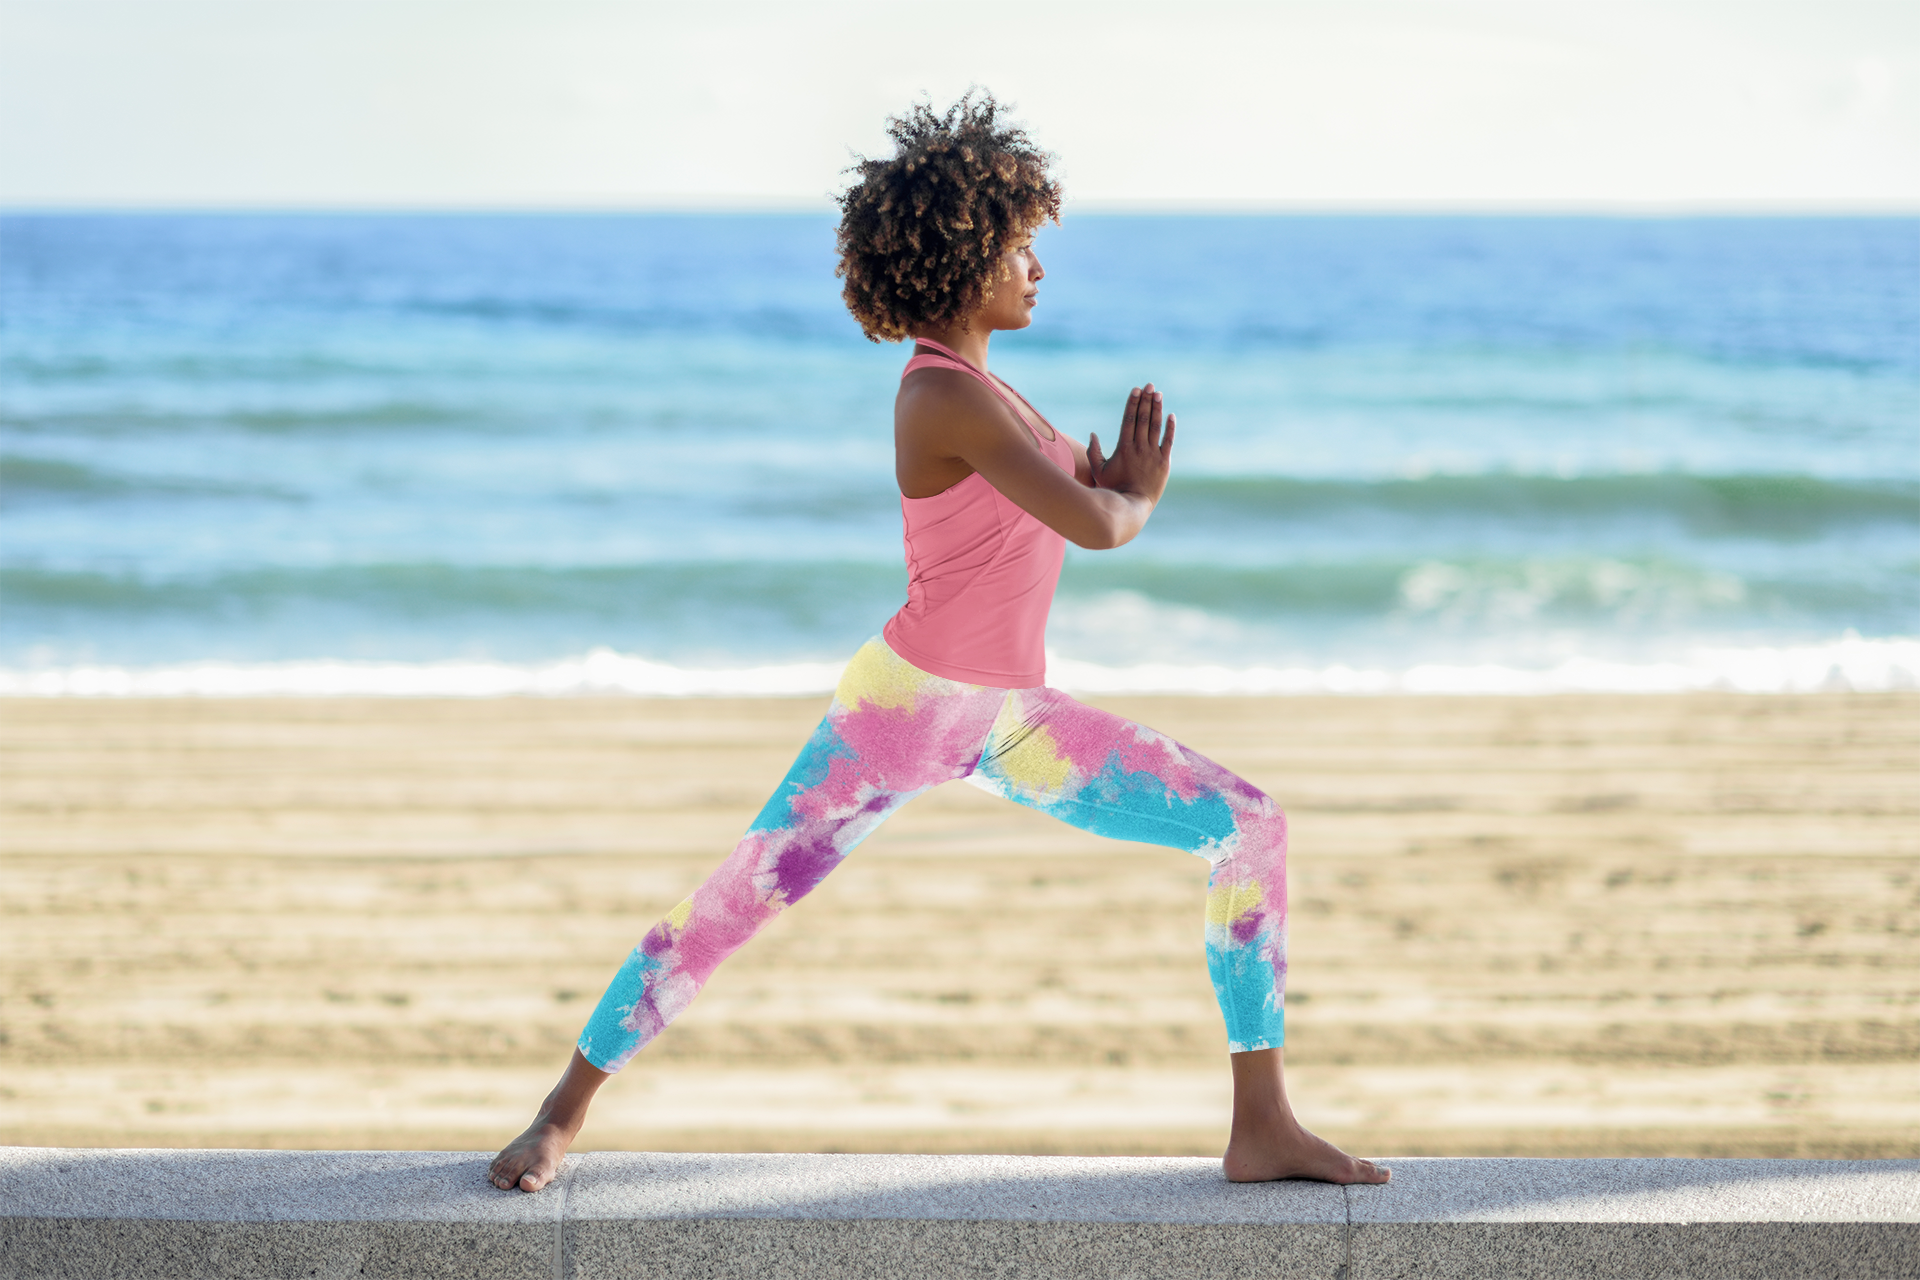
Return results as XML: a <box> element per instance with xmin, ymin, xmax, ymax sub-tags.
<box><xmin>2</xmin><ymin>636</ymin><xmax>1914</xmax><ymax>698</ymax></box>
<box><xmin>1052</xmin><ymin>633</ymin><xmax>1920</xmax><ymax>695</ymax></box>
<box><xmin>0</xmin><ymin>650</ymin><xmax>847</xmax><ymax>698</ymax></box>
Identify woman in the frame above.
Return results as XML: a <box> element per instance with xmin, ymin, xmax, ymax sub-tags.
<box><xmin>490</xmin><ymin>95</ymin><xmax>1388</xmax><ymax>1192</ymax></box>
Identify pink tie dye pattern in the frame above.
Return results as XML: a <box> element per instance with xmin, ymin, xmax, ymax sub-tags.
<box><xmin>577</xmin><ymin>639</ymin><xmax>1289</xmax><ymax>1071</ymax></box>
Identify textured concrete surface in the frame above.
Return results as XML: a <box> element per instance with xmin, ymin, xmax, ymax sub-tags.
<box><xmin>0</xmin><ymin>1148</ymin><xmax>566</xmax><ymax>1279</ymax></box>
<box><xmin>565</xmin><ymin>1151</ymin><xmax>1345</xmax><ymax>1222</ymax></box>
<box><xmin>1348</xmin><ymin>1156</ymin><xmax>1920</xmax><ymax>1222</ymax></box>
<box><xmin>3</xmin><ymin>1148</ymin><xmax>1918</xmax><ymax>1279</ymax></box>
<box><xmin>566</xmin><ymin>1152</ymin><xmax>1345</xmax><ymax>1279</ymax></box>
<box><xmin>1348</xmin><ymin>1157</ymin><xmax>1920</xmax><ymax>1280</ymax></box>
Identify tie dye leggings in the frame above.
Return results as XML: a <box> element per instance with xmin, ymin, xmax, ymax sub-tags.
<box><xmin>577</xmin><ymin>638</ymin><xmax>1288</xmax><ymax>1071</ymax></box>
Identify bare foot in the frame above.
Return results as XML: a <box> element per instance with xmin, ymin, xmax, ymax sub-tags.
<box><xmin>1222</xmin><ymin>1046</ymin><xmax>1390</xmax><ymax>1185</ymax></box>
<box><xmin>490</xmin><ymin>1117</ymin><xmax>577</xmax><ymax>1192</ymax></box>
<box><xmin>488</xmin><ymin>1049</ymin><xmax>608</xmax><ymax>1193</ymax></box>
<box><xmin>1223</xmin><ymin>1117</ymin><xmax>1391</xmax><ymax>1184</ymax></box>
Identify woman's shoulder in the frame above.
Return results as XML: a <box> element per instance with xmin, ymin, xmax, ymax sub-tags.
<box><xmin>896</xmin><ymin>361</ymin><xmax>1012</xmax><ymax>420</ymax></box>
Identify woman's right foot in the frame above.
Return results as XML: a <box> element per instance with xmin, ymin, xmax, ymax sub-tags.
<box><xmin>1223</xmin><ymin>1118</ymin><xmax>1391</xmax><ymax>1185</ymax></box>
<box><xmin>489</xmin><ymin>1116</ymin><xmax>577</xmax><ymax>1192</ymax></box>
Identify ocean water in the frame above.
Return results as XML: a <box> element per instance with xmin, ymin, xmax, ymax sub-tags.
<box><xmin>2</xmin><ymin>212</ymin><xmax>1916</xmax><ymax>694</ymax></box>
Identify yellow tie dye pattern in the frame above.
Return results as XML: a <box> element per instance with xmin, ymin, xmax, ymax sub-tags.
<box><xmin>1206</xmin><ymin>880</ymin><xmax>1266</xmax><ymax>928</ymax></box>
<box><xmin>836</xmin><ymin>638</ymin><xmax>946</xmax><ymax>712</ymax></box>
<box><xmin>985</xmin><ymin>696</ymin><xmax>1075</xmax><ymax>796</ymax></box>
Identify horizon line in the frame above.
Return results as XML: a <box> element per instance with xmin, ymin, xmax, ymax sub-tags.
<box><xmin>5</xmin><ymin>198</ymin><xmax>1919</xmax><ymax>218</ymax></box>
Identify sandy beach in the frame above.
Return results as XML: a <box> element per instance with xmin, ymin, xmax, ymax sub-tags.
<box><xmin>2</xmin><ymin>693</ymin><xmax>1915</xmax><ymax>1159</ymax></box>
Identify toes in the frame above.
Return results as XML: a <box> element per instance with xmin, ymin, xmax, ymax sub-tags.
<box><xmin>518</xmin><ymin>1170</ymin><xmax>546</xmax><ymax>1193</ymax></box>
<box><xmin>490</xmin><ymin>1153</ymin><xmax>532</xmax><ymax>1192</ymax></box>
<box><xmin>1354</xmin><ymin>1159</ymin><xmax>1391</xmax><ymax>1184</ymax></box>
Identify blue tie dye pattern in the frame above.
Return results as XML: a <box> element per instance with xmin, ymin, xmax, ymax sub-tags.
<box><xmin>1209</xmin><ymin>932</ymin><xmax>1284</xmax><ymax>1042</ymax></box>
<box><xmin>577</xmin><ymin>948</ymin><xmax>668</xmax><ymax>1066</ymax></box>
<box><xmin>747</xmin><ymin>715</ymin><xmax>858</xmax><ymax>834</ymax></box>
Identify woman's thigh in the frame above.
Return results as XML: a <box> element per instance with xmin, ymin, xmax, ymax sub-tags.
<box><xmin>966</xmin><ymin>685</ymin><xmax>1278</xmax><ymax>859</ymax></box>
<box><xmin>742</xmin><ymin>638</ymin><xmax>1010</xmax><ymax>884</ymax></box>
<box><xmin>967</xmin><ymin>686</ymin><xmax>1291</xmax><ymax>1050</ymax></box>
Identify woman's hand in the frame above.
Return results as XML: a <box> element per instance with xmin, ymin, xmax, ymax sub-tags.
<box><xmin>1086</xmin><ymin>384</ymin><xmax>1175</xmax><ymax>506</ymax></box>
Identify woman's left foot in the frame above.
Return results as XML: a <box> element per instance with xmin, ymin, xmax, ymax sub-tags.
<box><xmin>489</xmin><ymin>1115</ymin><xmax>576</xmax><ymax>1192</ymax></box>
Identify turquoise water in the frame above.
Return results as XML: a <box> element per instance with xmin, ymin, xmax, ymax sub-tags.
<box><xmin>2</xmin><ymin>213</ymin><xmax>1915</xmax><ymax>691</ymax></box>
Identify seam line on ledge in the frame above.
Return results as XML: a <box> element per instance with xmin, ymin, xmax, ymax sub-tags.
<box><xmin>552</xmin><ymin>1154</ymin><xmax>574</xmax><ymax>1280</ymax></box>
<box><xmin>1340</xmin><ymin>1182</ymin><xmax>1354</xmax><ymax>1280</ymax></box>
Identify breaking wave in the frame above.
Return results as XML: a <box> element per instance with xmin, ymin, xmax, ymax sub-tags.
<box><xmin>5</xmin><ymin>635</ymin><xmax>1912</xmax><ymax>698</ymax></box>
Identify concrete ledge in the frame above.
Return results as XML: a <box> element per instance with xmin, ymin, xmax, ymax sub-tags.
<box><xmin>2</xmin><ymin>1148</ymin><xmax>1916</xmax><ymax>1279</ymax></box>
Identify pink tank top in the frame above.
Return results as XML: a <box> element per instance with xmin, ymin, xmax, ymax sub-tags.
<box><xmin>882</xmin><ymin>337</ymin><xmax>1076</xmax><ymax>688</ymax></box>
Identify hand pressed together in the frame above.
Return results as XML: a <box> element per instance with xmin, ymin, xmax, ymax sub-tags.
<box><xmin>1086</xmin><ymin>383</ymin><xmax>1175</xmax><ymax>506</ymax></box>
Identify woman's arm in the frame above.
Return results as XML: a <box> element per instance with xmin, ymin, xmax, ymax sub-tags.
<box><xmin>895</xmin><ymin>372</ymin><xmax>1175</xmax><ymax>550</ymax></box>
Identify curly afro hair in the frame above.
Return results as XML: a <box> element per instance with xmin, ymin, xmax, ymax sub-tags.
<box><xmin>836</xmin><ymin>92</ymin><xmax>1061</xmax><ymax>343</ymax></box>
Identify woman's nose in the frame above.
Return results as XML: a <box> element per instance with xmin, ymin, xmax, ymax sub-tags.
<box><xmin>1030</xmin><ymin>253</ymin><xmax>1045</xmax><ymax>281</ymax></box>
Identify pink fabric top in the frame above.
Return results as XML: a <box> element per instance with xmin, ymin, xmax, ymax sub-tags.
<box><xmin>882</xmin><ymin>337</ymin><xmax>1076</xmax><ymax>688</ymax></box>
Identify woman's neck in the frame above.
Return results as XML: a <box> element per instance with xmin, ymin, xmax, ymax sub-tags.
<box><xmin>915</xmin><ymin>322</ymin><xmax>991</xmax><ymax>373</ymax></box>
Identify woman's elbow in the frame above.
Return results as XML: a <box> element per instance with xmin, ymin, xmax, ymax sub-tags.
<box><xmin>1067</xmin><ymin>513</ymin><xmax>1136</xmax><ymax>551</ymax></box>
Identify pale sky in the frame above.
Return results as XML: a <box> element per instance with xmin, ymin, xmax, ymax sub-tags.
<box><xmin>2</xmin><ymin>0</ymin><xmax>1915</xmax><ymax>209</ymax></box>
